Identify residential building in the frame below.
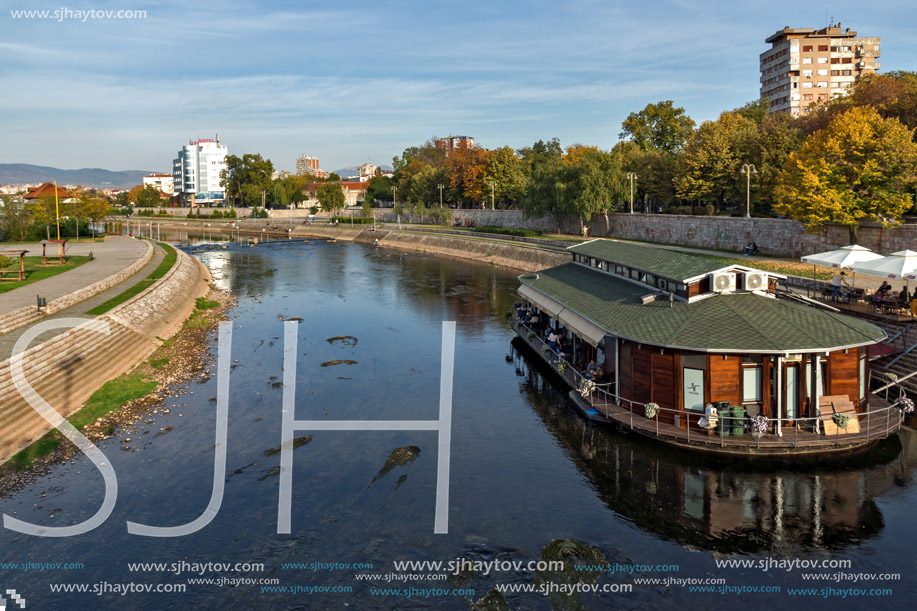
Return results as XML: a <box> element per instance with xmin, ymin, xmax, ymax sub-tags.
<box><xmin>305</xmin><ymin>181</ymin><xmax>368</xmax><ymax>208</ymax></box>
<box><xmin>271</xmin><ymin>170</ymin><xmax>293</xmax><ymax>180</ymax></box>
<box><xmin>357</xmin><ymin>163</ymin><xmax>377</xmax><ymax>181</ymax></box>
<box><xmin>435</xmin><ymin>136</ymin><xmax>476</xmax><ymax>154</ymax></box>
<box><xmin>295</xmin><ymin>154</ymin><xmax>326</xmax><ymax>178</ymax></box>
<box><xmin>172</xmin><ymin>136</ymin><xmax>228</xmax><ymax>206</ymax></box>
<box><xmin>142</xmin><ymin>173</ymin><xmax>175</xmax><ymax>195</ymax></box>
<box><xmin>760</xmin><ymin>23</ymin><xmax>881</xmax><ymax>116</ymax></box>
<box><xmin>22</xmin><ymin>182</ymin><xmax>76</xmax><ymax>202</ymax></box>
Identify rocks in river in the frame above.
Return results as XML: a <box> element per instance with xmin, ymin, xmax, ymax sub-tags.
<box><xmin>321</xmin><ymin>360</ymin><xmax>357</xmax><ymax>367</ymax></box>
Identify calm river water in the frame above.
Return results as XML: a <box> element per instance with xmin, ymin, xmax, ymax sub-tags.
<box><xmin>1</xmin><ymin>239</ymin><xmax>915</xmax><ymax>610</ymax></box>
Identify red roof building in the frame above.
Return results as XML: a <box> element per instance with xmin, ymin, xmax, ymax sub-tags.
<box><xmin>22</xmin><ymin>182</ymin><xmax>74</xmax><ymax>200</ymax></box>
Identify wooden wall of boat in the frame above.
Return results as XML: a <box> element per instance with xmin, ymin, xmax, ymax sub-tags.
<box><xmin>828</xmin><ymin>348</ymin><xmax>861</xmax><ymax>408</ymax></box>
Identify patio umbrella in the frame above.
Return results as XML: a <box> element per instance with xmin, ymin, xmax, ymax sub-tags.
<box><xmin>800</xmin><ymin>244</ymin><xmax>884</xmax><ymax>294</ymax></box>
<box><xmin>852</xmin><ymin>249</ymin><xmax>917</xmax><ymax>299</ymax></box>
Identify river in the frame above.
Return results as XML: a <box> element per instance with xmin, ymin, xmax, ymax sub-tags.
<box><xmin>1</xmin><ymin>238</ymin><xmax>914</xmax><ymax>609</ymax></box>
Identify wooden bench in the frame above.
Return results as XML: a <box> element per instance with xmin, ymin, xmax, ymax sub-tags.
<box><xmin>819</xmin><ymin>395</ymin><xmax>860</xmax><ymax>435</ymax></box>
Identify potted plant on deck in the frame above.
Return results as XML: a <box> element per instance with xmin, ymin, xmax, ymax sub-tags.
<box><xmin>644</xmin><ymin>402</ymin><xmax>659</xmax><ymax>419</ymax></box>
<box><xmin>751</xmin><ymin>414</ymin><xmax>769</xmax><ymax>438</ymax></box>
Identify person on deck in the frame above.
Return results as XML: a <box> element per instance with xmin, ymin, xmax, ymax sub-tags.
<box><xmin>831</xmin><ymin>272</ymin><xmax>849</xmax><ymax>303</ymax></box>
<box><xmin>547</xmin><ymin>330</ymin><xmax>559</xmax><ymax>351</ymax></box>
<box><xmin>585</xmin><ymin>360</ymin><xmax>600</xmax><ymax>380</ymax></box>
<box><xmin>898</xmin><ymin>286</ymin><xmax>909</xmax><ymax>305</ymax></box>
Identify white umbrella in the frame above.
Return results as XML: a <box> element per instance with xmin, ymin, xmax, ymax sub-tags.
<box><xmin>853</xmin><ymin>250</ymin><xmax>917</xmax><ymax>280</ymax></box>
<box><xmin>853</xmin><ymin>250</ymin><xmax>917</xmax><ymax>307</ymax></box>
<box><xmin>800</xmin><ymin>244</ymin><xmax>884</xmax><ymax>296</ymax></box>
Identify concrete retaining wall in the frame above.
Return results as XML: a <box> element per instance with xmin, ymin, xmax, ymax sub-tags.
<box><xmin>0</xmin><ymin>248</ymin><xmax>209</xmax><ymax>465</ymax></box>
<box><xmin>0</xmin><ymin>240</ymin><xmax>154</xmax><ymax>335</ymax></box>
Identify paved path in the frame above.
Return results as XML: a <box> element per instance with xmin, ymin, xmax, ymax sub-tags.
<box><xmin>0</xmin><ymin>245</ymin><xmax>165</xmax><ymax>360</ymax></box>
<box><xmin>0</xmin><ymin>236</ymin><xmax>148</xmax><ymax>314</ymax></box>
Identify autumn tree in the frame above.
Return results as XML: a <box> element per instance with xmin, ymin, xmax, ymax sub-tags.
<box><xmin>445</xmin><ymin>146</ymin><xmax>490</xmax><ymax>207</ymax></box>
<box><xmin>1</xmin><ymin>199</ymin><xmax>32</xmax><ymax>241</ymax></box>
<box><xmin>774</xmin><ymin>106</ymin><xmax>917</xmax><ymax>241</ymax></box>
<box><xmin>620</xmin><ymin>100</ymin><xmax>695</xmax><ymax>153</ymax></box>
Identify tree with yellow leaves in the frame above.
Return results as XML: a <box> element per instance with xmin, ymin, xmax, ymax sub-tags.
<box><xmin>774</xmin><ymin>106</ymin><xmax>917</xmax><ymax>242</ymax></box>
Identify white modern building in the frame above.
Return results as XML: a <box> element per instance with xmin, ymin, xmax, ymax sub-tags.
<box><xmin>172</xmin><ymin>135</ymin><xmax>228</xmax><ymax>206</ymax></box>
<box><xmin>357</xmin><ymin>163</ymin><xmax>377</xmax><ymax>182</ymax></box>
<box><xmin>142</xmin><ymin>173</ymin><xmax>175</xmax><ymax>195</ymax></box>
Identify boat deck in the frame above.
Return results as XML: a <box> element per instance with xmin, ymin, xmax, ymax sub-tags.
<box><xmin>513</xmin><ymin>322</ymin><xmax>904</xmax><ymax>456</ymax></box>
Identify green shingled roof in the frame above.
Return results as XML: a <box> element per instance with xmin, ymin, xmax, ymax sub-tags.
<box><xmin>569</xmin><ymin>240</ymin><xmax>727</xmax><ymax>281</ymax></box>
<box><xmin>520</xmin><ymin>263</ymin><xmax>885</xmax><ymax>352</ymax></box>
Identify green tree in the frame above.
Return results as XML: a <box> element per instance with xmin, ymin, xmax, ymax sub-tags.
<box><xmin>674</xmin><ymin>111</ymin><xmax>757</xmax><ymax>209</ymax></box>
<box><xmin>482</xmin><ymin>146</ymin><xmax>526</xmax><ymax>208</ymax></box>
<box><xmin>316</xmin><ymin>183</ymin><xmax>345</xmax><ymax>214</ymax></box>
<box><xmin>613</xmin><ymin>141</ymin><xmax>678</xmax><ymax>211</ymax></box>
<box><xmin>220</xmin><ymin>153</ymin><xmax>275</xmax><ymax>207</ymax></box>
<box><xmin>522</xmin><ymin>149</ymin><xmax>624</xmax><ymax>234</ymax></box>
<box><xmin>517</xmin><ymin>138</ymin><xmax>563</xmax><ymax>175</ymax></box>
<box><xmin>365</xmin><ymin>175</ymin><xmax>394</xmax><ymax>205</ymax></box>
<box><xmin>775</xmin><ymin>106</ymin><xmax>917</xmax><ymax>241</ymax></box>
<box><xmin>1</xmin><ymin>199</ymin><xmax>32</xmax><ymax>241</ymax></box>
<box><xmin>620</xmin><ymin>100</ymin><xmax>696</xmax><ymax>153</ymax></box>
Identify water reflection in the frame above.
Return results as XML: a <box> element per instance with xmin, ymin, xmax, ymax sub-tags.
<box><xmin>511</xmin><ymin>343</ymin><xmax>914</xmax><ymax>554</ymax></box>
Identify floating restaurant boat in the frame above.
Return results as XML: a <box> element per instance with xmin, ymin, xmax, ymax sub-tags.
<box><xmin>512</xmin><ymin>240</ymin><xmax>910</xmax><ymax>456</ymax></box>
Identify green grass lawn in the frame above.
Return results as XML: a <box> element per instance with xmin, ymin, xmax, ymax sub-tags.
<box><xmin>0</xmin><ymin>255</ymin><xmax>92</xmax><ymax>294</ymax></box>
<box><xmin>86</xmin><ymin>243</ymin><xmax>177</xmax><ymax>315</ymax></box>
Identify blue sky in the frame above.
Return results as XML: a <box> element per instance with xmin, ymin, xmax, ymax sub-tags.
<box><xmin>2</xmin><ymin>0</ymin><xmax>915</xmax><ymax>173</ymax></box>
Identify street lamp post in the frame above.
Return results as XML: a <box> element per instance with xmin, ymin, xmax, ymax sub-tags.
<box><xmin>392</xmin><ymin>187</ymin><xmax>396</xmax><ymax>207</ymax></box>
<box><xmin>626</xmin><ymin>173</ymin><xmax>637</xmax><ymax>214</ymax></box>
<box><xmin>488</xmin><ymin>181</ymin><xmax>495</xmax><ymax>210</ymax></box>
<box><xmin>740</xmin><ymin>164</ymin><xmax>757</xmax><ymax>219</ymax></box>
<box><xmin>438</xmin><ymin>184</ymin><xmax>444</xmax><ymax>208</ymax></box>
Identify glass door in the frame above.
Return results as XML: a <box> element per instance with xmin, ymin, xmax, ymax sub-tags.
<box><xmin>784</xmin><ymin>364</ymin><xmax>798</xmax><ymax>425</ymax></box>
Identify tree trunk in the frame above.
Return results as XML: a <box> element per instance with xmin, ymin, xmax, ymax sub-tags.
<box><xmin>849</xmin><ymin>224</ymin><xmax>858</xmax><ymax>244</ymax></box>
<box><xmin>604</xmin><ymin>212</ymin><xmax>611</xmax><ymax>236</ymax></box>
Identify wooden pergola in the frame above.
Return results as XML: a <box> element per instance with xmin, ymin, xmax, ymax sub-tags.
<box><xmin>0</xmin><ymin>250</ymin><xmax>28</xmax><ymax>281</ymax></box>
<box><xmin>40</xmin><ymin>239</ymin><xmax>67</xmax><ymax>264</ymax></box>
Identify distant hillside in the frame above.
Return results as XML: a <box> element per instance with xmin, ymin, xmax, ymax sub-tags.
<box><xmin>0</xmin><ymin>163</ymin><xmax>156</xmax><ymax>188</ymax></box>
<box><xmin>331</xmin><ymin>164</ymin><xmax>393</xmax><ymax>178</ymax></box>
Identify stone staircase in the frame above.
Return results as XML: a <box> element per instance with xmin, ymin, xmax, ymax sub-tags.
<box><xmin>0</xmin><ymin>247</ymin><xmax>208</xmax><ymax>465</ymax></box>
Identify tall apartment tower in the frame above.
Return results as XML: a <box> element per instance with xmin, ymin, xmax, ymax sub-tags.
<box><xmin>295</xmin><ymin>154</ymin><xmax>325</xmax><ymax>178</ymax></box>
<box><xmin>435</xmin><ymin>136</ymin><xmax>475</xmax><ymax>155</ymax></box>
<box><xmin>172</xmin><ymin>136</ymin><xmax>228</xmax><ymax>206</ymax></box>
<box><xmin>760</xmin><ymin>24</ymin><xmax>880</xmax><ymax>116</ymax></box>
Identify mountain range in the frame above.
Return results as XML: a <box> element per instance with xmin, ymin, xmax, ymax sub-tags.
<box><xmin>0</xmin><ymin>164</ymin><xmax>155</xmax><ymax>188</ymax></box>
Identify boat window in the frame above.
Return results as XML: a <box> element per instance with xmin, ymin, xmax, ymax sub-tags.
<box><xmin>743</xmin><ymin>366</ymin><xmax>762</xmax><ymax>402</ymax></box>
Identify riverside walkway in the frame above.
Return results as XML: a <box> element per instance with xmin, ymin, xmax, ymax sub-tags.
<box><xmin>0</xmin><ymin>236</ymin><xmax>149</xmax><ymax>314</ymax></box>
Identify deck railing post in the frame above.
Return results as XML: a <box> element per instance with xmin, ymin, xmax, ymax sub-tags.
<box><xmin>886</xmin><ymin>406</ymin><xmax>890</xmax><ymax>437</ymax></box>
<box><xmin>686</xmin><ymin>413</ymin><xmax>689</xmax><ymax>442</ymax></box>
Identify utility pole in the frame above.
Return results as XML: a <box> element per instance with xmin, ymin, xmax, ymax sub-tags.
<box><xmin>488</xmin><ymin>181</ymin><xmax>495</xmax><ymax>210</ymax></box>
<box><xmin>53</xmin><ymin>180</ymin><xmax>61</xmax><ymax>240</ymax></box>
<box><xmin>438</xmin><ymin>183</ymin><xmax>444</xmax><ymax>207</ymax></box>
<box><xmin>626</xmin><ymin>173</ymin><xmax>637</xmax><ymax>214</ymax></box>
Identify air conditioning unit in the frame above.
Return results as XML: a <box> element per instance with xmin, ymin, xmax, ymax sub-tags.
<box><xmin>744</xmin><ymin>272</ymin><xmax>767</xmax><ymax>291</ymax></box>
<box><xmin>711</xmin><ymin>272</ymin><xmax>736</xmax><ymax>293</ymax></box>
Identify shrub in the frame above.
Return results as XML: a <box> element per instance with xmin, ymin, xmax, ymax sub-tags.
<box><xmin>474</xmin><ymin>225</ymin><xmax>542</xmax><ymax>237</ymax></box>
<box><xmin>0</xmin><ymin>255</ymin><xmax>11</xmax><ymax>268</ymax></box>
<box><xmin>332</xmin><ymin>216</ymin><xmax>375</xmax><ymax>224</ymax></box>
<box><xmin>704</xmin><ymin>204</ymin><xmax>715</xmax><ymax>216</ymax></box>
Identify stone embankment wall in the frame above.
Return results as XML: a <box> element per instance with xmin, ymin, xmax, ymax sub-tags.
<box><xmin>0</xmin><ymin>248</ymin><xmax>209</xmax><ymax>465</ymax></box>
<box><xmin>0</xmin><ymin>240</ymin><xmax>154</xmax><ymax>335</ymax></box>
<box><xmin>134</xmin><ymin>209</ymin><xmax>917</xmax><ymax>257</ymax></box>
<box><xmin>288</xmin><ymin>225</ymin><xmax>568</xmax><ymax>272</ymax></box>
